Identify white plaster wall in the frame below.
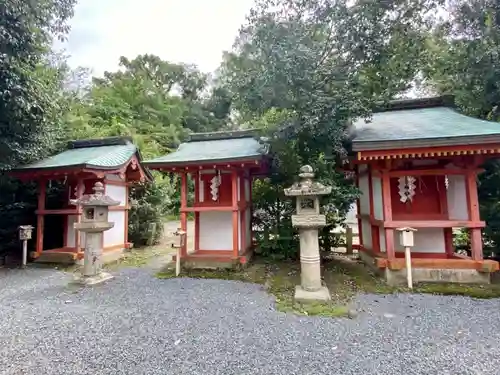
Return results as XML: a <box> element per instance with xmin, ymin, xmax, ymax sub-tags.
<box><xmin>361</xmin><ymin>219</ymin><xmax>372</xmax><ymax>250</ymax></box>
<box><xmin>359</xmin><ymin>175</ymin><xmax>370</xmax><ymax>215</ymax></box>
<box><xmin>105</xmin><ymin>184</ymin><xmax>126</xmax><ymax>205</ymax></box>
<box><xmin>379</xmin><ymin>229</ymin><xmax>386</xmax><ymax>252</ymax></box>
<box><xmin>447</xmin><ymin>175</ymin><xmax>469</xmax><ymax>220</ymax></box>
<box><xmin>372</xmin><ymin>176</ymin><xmax>383</xmax><ymax>220</ymax></box>
<box><xmin>393</xmin><ymin>228</ymin><xmax>445</xmax><ymax>253</ymax></box>
<box><xmin>104</xmin><ymin>210</ymin><xmax>126</xmax><ymax>247</ymax></box>
<box><xmin>67</xmin><ymin>215</ymin><xmax>86</xmax><ymax>249</ymax></box>
<box><xmin>66</xmin><ymin>215</ymin><xmax>77</xmax><ymax>247</ymax></box>
<box><xmin>199</xmin><ymin>211</ymin><xmax>233</xmax><ymax>250</ymax></box>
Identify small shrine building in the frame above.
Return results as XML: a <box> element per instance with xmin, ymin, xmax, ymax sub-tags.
<box><xmin>11</xmin><ymin>137</ymin><xmax>150</xmax><ymax>264</ymax></box>
<box><xmin>350</xmin><ymin>96</ymin><xmax>500</xmax><ymax>284</ymax></box>
<box><xmin>144</xmin><ymin>129</ymin><xmax>269</xmax><ymax>266</ymax></box>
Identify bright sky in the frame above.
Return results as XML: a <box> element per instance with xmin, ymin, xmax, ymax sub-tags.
<box><xmin>61</xmin><ymin>0</ymin><xmax>255</xmax><ymax>76</ymax></box>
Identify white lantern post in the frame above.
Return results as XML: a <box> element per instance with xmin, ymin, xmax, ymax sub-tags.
<box><xmin>18</xmin><ymin>225</ymin><xmax>34</xmax><ymax>268</ymax></box>
<box><xmin>397</xmin><ymin>227</ymin><xmax>417</xmax><ymax>289</ymax></box>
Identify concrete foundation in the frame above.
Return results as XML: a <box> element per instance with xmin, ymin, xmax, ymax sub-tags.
<box><xmin>181</xmin><ymin>258</ymin><xmax>240</xmax><ymax>270</ymax></box>
<box><xmin>294</xmin><ymin>285</ymin><xmax>331</xmax><ymax>302</ymax></box>
<box><xmin>359</xmin><ymin>250</ymin><xmax>491</xmax><ymax>285</ymax></box>
<box><xmin>384</xmin><ymin>268</ymin><xmax>490</xmax><ymax>285</ymax></box>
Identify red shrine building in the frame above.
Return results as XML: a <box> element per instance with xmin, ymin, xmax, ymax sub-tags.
<box><xmin>11</xmin><ymin>137</ymin><xmax>150</xmax><ymax>264</ymax></box>
<box><xmin>350</xmin><ymin>96</ymin><xmax>500</xmax><ymax>284</ymax></box>
<box><xmin>145</xmin><ymin>130</ymin><xmax>269</xmax><ymax>266</ymax></box>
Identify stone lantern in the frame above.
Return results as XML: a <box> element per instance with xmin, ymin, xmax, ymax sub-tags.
<box><xmin>284</xmin><ymin>165</ymin><xmax>332</xmax><ymax>302</ymax></box>
<box><xmin>71</xmin><ymin>181</ymin><xmax>120</xmax><ymax>285</ymax></box>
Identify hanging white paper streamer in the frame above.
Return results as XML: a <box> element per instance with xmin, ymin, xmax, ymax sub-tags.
<box><xmin>210</xmin><ymin>175</ymin><xmax>221</xmax><ymax>201</ymax></box>
<box><xmin>398</xmin><ymin>176</ymin><xmax>408</xmax><ymax>203</ymax></box>
<box><xmin>398</xmin><ymin>176</ymin><xmax>417</xmax><ymax>203</ymax></box>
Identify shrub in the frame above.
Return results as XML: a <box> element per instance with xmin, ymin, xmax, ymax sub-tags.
<box><xmin>128</xmin><ymin>174</ymin><xmax>173</xmax><ymax>247</ymax></box>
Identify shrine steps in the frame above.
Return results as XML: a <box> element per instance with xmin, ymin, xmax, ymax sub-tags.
<box><xmin>33</xmin><ymin>244</ymin><xmax>128</xmax><ymax>266</ymax></box>
<box><xmin>34</xmin><ymin>250</ymin><xmax>78</xmax><ymax>265</ymax></box>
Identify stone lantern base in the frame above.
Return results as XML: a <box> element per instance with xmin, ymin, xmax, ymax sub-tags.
<box><xmin>294</xmin><ymin>285</ymin><xmax>331</xmax><ymax>302</ymax></box>
<box><xmin>73</xmin><ymin>271</ymin><xmax>114</xmax><ymax>286</ymax></box>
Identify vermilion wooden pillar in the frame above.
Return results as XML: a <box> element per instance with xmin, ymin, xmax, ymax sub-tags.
<box><xmin>74</xmin><ymin>178</ymin><xmax>85</xmax><ymax>252</ymax></box>
<box><xmin>239</xmin><ymin>172</ymin><xmax>246</xmax><ymax>253</ymax></box>
<box><xmin>355</xmin><ymin>165</ymin><xmax>363</xmax><ymax>248</ymax></box>
<box><xmin>180</xmin><ymin>172</ymin><xmax>188</xmax><ymax>257</ymax></box>
<box><xmin>35</xmin><ymin>179</ymin><xmax>46</xmax><ymax>257</ymax></box>
<box><xmin>249</xmin><ymin>175</ymin><xmax>254</xmax><ymax>248</ymax></box>
<box><xmin>368</xmin><ymin>166</ymin><xmax>378</xmax><ymax>251</ymax></box>
<box><xmin>124</xmin><ymin>182</ymin><xmax>130</xmax><ymax>246</ymax></box>
<box><xmin>231</xmin><ymin>170</ymin><xmax>239</xmax><ymax>258</ymax></box>
<box><xmin>466</xmin><ymin>170</ymin><xmax>483</xmax><ymax>260</ymax></box>
<box><xmin>381</xmin><ymin>170</ymin><xmax>395</xmax><ymax>259</ymax></box>
<box><xmin>194</xmin><ymin>172</ymin><xmax>200</xmax><ymax>252</ymax></box>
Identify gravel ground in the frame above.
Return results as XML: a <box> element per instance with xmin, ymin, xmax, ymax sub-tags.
<box><xmin>1</xmin><ymin>267</ymin><xmax>500</xmax><ymax>375</ymax></box>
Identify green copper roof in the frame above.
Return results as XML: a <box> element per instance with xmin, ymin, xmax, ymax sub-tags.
<box><xmin>145</xmin><ymin>129</ymin><xmax>268</xmax><ymax>167</ymax></box>
<box><xmin>352</xmin><ymin>97</ymin><xmax>500</xmax><ymax>151</ymax></box>
<box><xmin>17</xmin><ymin>137</ymin><xmax>138</xmax><ymax>171</ymax></box>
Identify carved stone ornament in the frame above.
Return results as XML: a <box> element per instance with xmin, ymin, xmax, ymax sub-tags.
<box><xmin>284</xmin><ymin>165</ymin><xmax>332</xmax><ymax>197</ymax></box>
<box><xmin>291</xmin><ymin>214</ymin><xmax>327</xmax><ymax>228</ymax></box>
<box><xmin>70</xmin><ymin>182</ymin><xmax>120</xmax><ymax>207</ymax></box>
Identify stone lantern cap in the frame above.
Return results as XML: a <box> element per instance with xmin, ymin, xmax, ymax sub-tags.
<box><xmin>70</xmin><ymin>182</ymin><xmax>120</xmax><ymax>207</ymax></box>
<box><xmin>284</xmin><ymin>165</ymin><xmax>332</xmax><ymax>197</ymax></box>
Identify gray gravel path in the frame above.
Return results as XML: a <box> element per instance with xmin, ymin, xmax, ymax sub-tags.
<box><xmin>1</xmin><ymin>267</ymin><xmax>500</xmax><ymax>375</ymax></box>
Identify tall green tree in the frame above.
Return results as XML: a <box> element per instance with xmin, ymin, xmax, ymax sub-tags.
<box><xmin>423</xmin><ymin>0</ymin><xmax>500</xmax><ymax>252</ymax></box>
<box><xmin>0</xmin><ymin>0</ymin><xmax>76</xmax><ymax>169</ymax></box>
<box><xmin>0</xmin><ymin>0</ymin><xmax>76</xmax><ymax>255</ymax></box>
<box><xmin>217</xmin><ymin>0</ymin><xmax>439</xmax><ymax>257</ymax></box>
<box><xmin>62</xmin><ymin>55</ymin><xmax>232</xmax><ymax>246</ymax></box>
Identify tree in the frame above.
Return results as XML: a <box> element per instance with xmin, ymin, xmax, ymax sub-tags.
<box><xmin>62</xmin><ymin>55</ymin><xmax>232</xmax><ymax>246</ymax></box>
<box><xmin>0</xmin><ymin>0</ymin><xmax>76</xmax><ymax>256</ymax></box>
<box><xmin>217</xmin><ymin>0</ymin><xmax>438</xmax><ymax>257</ymax></box>
<box><xmin>422</xmin><ymin>0</ymin><xmax>500</xmax><ymax>252</ymax></box>
<box><xmin>0</xmin><ymin>0</ymin><xmax>76</xmax><ymax>169</ymax></box>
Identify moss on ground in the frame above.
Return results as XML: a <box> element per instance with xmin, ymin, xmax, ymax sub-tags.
<box><xmin>105</xmin><ymin>246</ymin><xmax>175</xmax><ymax>270</ymax></box>
<box><xmin>156</xmin><ymin>255</ymin><xmax>500</xmax><ymax>318</ymax></box>
<box><xmin>412</xmin><ymin>283</ymin><xmax>500</xmax><ymax>299</ymax></box>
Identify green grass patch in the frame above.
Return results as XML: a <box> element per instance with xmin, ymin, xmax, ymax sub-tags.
<box><xmin>106</xmin><ymin>246</ymin><xmax>175</xmax><ymax>270</ymax></box>
<box><xmin>412</xmin><ymin>283</ymin><xmax>500</xmax><ymax>299</ymax></box>
<box><xmin>155</xmin><ymin>254</ymin><xmax>500</xmax><ymax>318</ymax></box>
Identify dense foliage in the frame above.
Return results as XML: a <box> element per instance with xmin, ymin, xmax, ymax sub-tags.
<box><xmin>0</xmin><ymin>0</ymin><xmax>232</xmax><ymax>253</ymax></box>
<box><xmin>0</xmin><ymin>0</ymin><xmax>76</xmax><ymax>257</ymax></box>
<box><xmin>65</xmin><ymin>55</ymin><xmax>232</xmax><ymax>245</ymax></box>
<box><xmin>422</xmin><ymin>0</ymin><xmax>500</xmax><ymax>253</ymax></box>
<box><xmin>3</xmin><ymin>0</ymin><xmax>500</xmax><ymax>259</ymax></box>
<box><xmin>216</xmin><ymin>0</ymin><xmax>441</xmax><ymax>257</ymax></box>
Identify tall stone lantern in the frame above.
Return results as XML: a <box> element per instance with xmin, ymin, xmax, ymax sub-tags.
<box><xmin>285</xmin><ymin>165</ymin><xmax>332</xmax><ymax>302</ymax></box>
<box><xmin>71</xmin><ymin>181</ymin><xmax>120</xmax><ymax>285</ymax></box>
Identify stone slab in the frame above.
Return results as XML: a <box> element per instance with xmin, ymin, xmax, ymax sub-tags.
<box><xmin>385</xmin><ymin>268</ymin><xmax>490</xmax><ymax>285</ymax></box>
<box><xmin>73</xmin><ymin>272</ymin><xmax>114</xmax><ymax>286</ymax></box>
<box><xmin>294</xmin><ymin>285</ymin><xmax>331</xmax><ymax>302</ymax></box>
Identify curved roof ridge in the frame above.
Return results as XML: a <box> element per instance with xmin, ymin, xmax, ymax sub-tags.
<box><xmin>352</xmin><ymin>105</ymin><xmax>500</xmax><ymax>151</ymax></box>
